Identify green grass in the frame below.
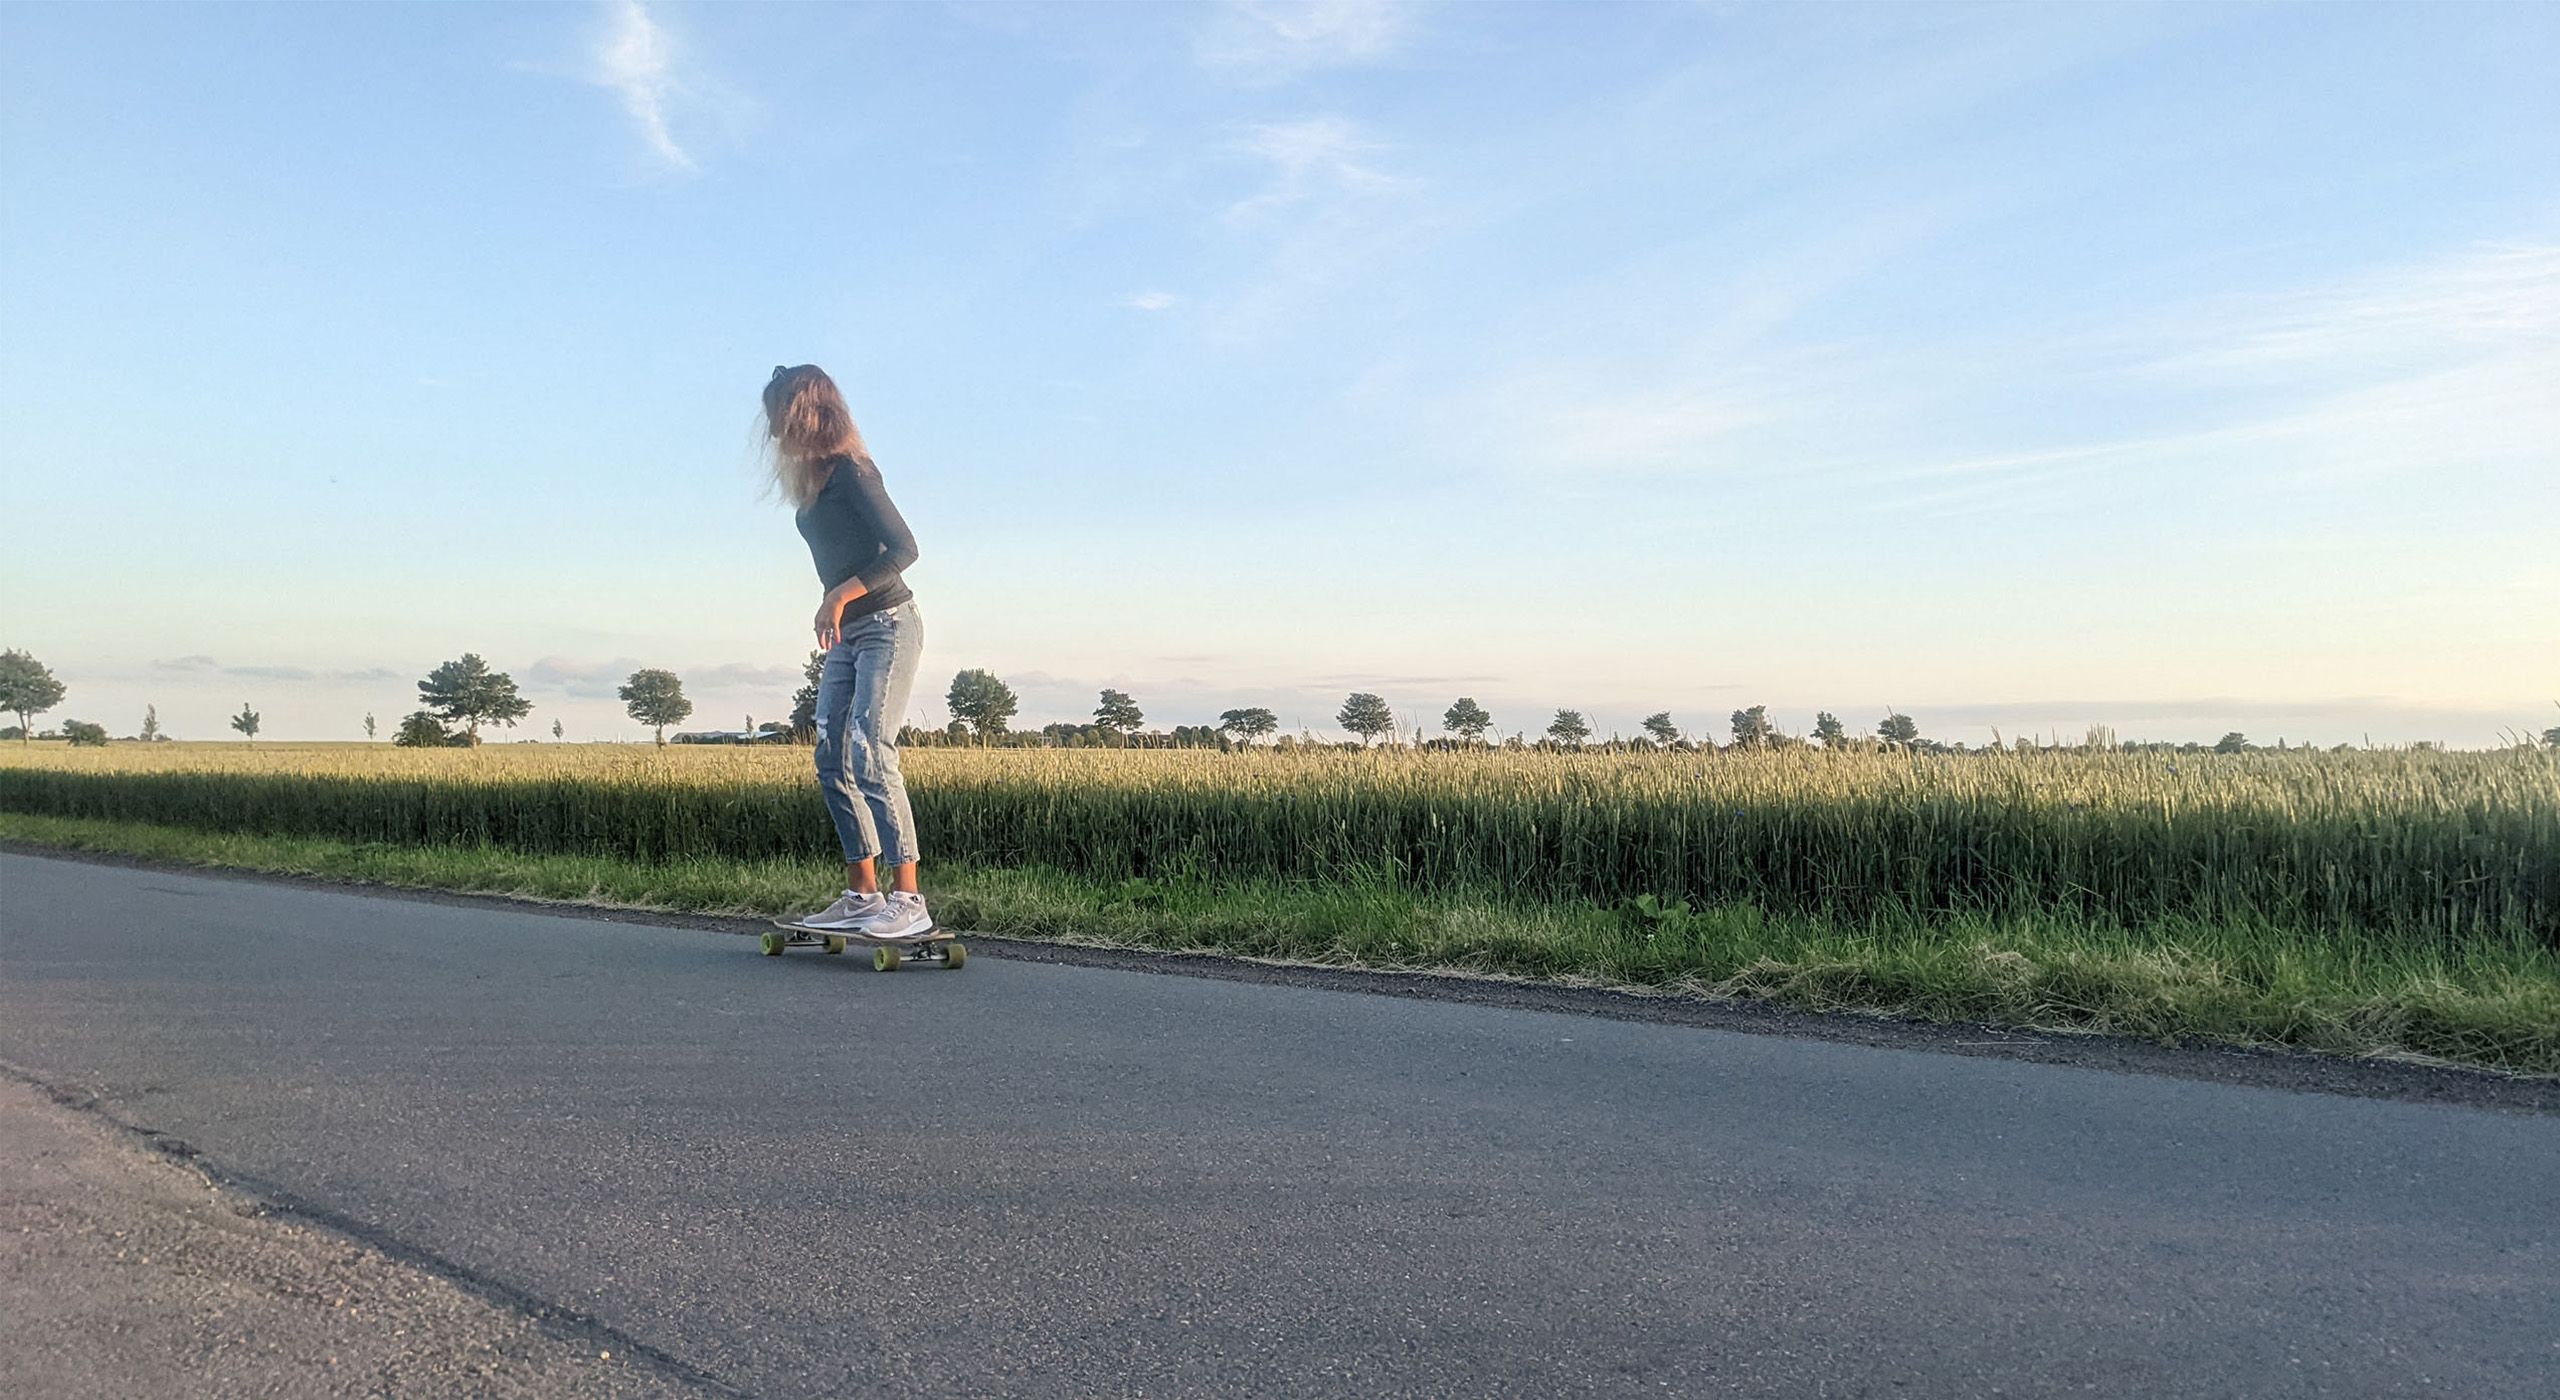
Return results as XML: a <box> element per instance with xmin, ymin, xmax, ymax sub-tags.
<box><xmin>7</xmin><ymin>742</ymin><xmax>2554</xmax><ymax>945</ymax></box>
<box><xmin>9</xmin><ymin>810</ymin><xmax>2554</xmax><ymax>1077</ymax></box>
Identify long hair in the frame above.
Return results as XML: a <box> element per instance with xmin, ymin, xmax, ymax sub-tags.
<box><xmin>763</xmin><ymin>364</ymin><xmax>870</xmax><ymax>510</ymax></box>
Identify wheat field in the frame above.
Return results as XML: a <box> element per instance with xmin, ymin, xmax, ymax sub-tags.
<box><xmin>4</xmin><ymin>741</ymin><xmax>2551</xmax><ymax>944</ymax></box>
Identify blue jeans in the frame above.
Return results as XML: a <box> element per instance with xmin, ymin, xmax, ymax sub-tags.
<box><xmin>813</xmin><ymin>601</ymin><xmax>923</xmax><ymax>867</ymax></box>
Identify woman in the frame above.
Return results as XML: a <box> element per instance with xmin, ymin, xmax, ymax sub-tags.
<box><xmin>765</xmin><ymin>364</ymin><xmax>933</xmax><ymax>939</ymax></box>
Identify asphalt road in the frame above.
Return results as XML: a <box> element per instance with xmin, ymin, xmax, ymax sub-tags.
<box><xmin>2</xmin><ymin>851</ymin><xmax>2554</xmax><ymax>1398</ymax></box>
<box><xmin>3</xmin><ymin>1073</ymin><xmax>695</xmax><ymax>1400</ymax></box>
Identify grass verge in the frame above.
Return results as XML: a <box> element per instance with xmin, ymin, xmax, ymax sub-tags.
<box><xmin>6</xmin><ymin>811</ymin><xmax>2555</xmax><ymax>1077</ymax></box>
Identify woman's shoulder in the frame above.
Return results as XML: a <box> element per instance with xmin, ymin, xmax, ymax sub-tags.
<box><xmin>819</xmin><ymin>452</ymin><xmax>882</xmax><ymax>487</ymax></box>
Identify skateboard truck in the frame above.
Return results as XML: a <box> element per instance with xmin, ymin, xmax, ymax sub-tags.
<box><xmin>759</xmin><ymin>923</ymin><xmax>967</xmax><ymax>971</ymax></box>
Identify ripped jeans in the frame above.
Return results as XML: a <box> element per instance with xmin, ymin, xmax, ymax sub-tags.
<box><xmin>812</xmin><ymin>601</ymin><xmax>923</xmax><ymax>867</ymax></box>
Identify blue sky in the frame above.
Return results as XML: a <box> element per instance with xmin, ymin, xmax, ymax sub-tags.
<box><xmin>2</xmin><ymin>0</ymin><xmax>2553</xmax><ymax>746</ymax></box>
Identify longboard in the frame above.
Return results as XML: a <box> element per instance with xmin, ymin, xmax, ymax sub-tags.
<box><xmin>761</xmin><ymin>919</ymin><xmax>966</xmax><ymax>971</ymax></box>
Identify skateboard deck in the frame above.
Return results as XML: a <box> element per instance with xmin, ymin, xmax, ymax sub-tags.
<box><xmin>760</xmin><ymin>919</ymin><xmax>965</xmax><ymax>971</ymax></box>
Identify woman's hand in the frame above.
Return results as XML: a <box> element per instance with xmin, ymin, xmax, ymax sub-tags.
<box><xmin>814</xmin><ymin>581</ymin><xmax>867</xmax><ymax>649</ymax></box>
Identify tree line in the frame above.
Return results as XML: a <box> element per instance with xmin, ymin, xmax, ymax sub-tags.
<box><xmin>8</xmin><ymin>647</ymin><xmax>2558</xmax><ymax>755</ymax></box>
<box><xmin>0</xmin><ymin>648</ymin><xmax>718</xmax><ymax>749</ymax></box>
<box><xmin>913</xmin><ymin>673</ymin><xmax>1946</xmax><ymax>753</ymax></box>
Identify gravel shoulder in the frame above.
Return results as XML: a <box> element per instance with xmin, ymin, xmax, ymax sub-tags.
<box><xmin>0</xmin><ymin>1075</ymin><xmax>703</xmax><ymax>1400</ymax></box>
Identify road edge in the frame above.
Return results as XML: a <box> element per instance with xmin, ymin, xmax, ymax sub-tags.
<box><xmin>6</xmin><ymin>838</ymin><xmax>2553</xmax><ymax>1116</ymax></box>
<box><xmin>0</xmin><ymin>1057</ymin><xmax>744</xmax><ymax>1397</ymax></box>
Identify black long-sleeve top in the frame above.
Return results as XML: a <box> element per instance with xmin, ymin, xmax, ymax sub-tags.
<box><xmin>795</xmin><ymin>454</ymin><xmax>917</xmax><ymax>621</ymax></box>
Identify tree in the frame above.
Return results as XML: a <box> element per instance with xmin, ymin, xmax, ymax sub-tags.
<box><xmin>619</xmin><ymin>668</ymin><xmax>693</xmax><ymax>745</ymax></box>
<box><xmin>1813</xmin><ymin>712</ymin><xmax>1846</xmax><ymax>747</ymax></box>
<box><xmin>1547</xmin><ymin>709</ymin><xmax>1592</xmax><ymax>747</ymax></box>
<box><xmin>393</xmin><ymin>711</ymin><xmax>452</xmax><ymax>747</ymax></box>
<box><xmin>2545</xmin><ymin>725</ymin><xmax>2560</xmax><ymax>750</ymax></box>
<box><xmin>788</xmin><ymin>651</ymin><xmax>825</xmax><ymax>743</ymax></box>
<box><xmin>418</xmin><ymin>654</ymin><xmax>531</xmax><ymax>741</ymax></box>
<box><xmin>1219</xmin><ymin>707</ymin><xmax>1279</xmax><ymax>745</ymax></box>
<box><xmin>1093</xmin><ymin>689</ymin><xmax>1144</xmax><ymax>734</ymax></box>
<box><xmin>1877</xmin><ymin>713</ymin><xmax>1920</xmax><ymax>747</ymax></box>
<box><xmin>2215</xmin><ymin>731</ymin><xmax>2249</xmax><ymax>754</ymax></box>
<box><xmin>946</xmin><ymin>669</ymin><xmax>1020</xmax><ymax>742</ymax></box>
<box><xmin>1730</xmin><ymin>705</ymin><xmax>1776</xmax><ymax>749</ymax></box>
<box><xmin>552</xmin><ymin>718</ymin><xmax>564</xmax><ymax>741</ymax></box>
<box><xmin>1338</xmin><ymin>692</ymin><xmax>1395</xmax><ymax>745</ymax></box>
<box><xmin>62</xmin><ymin>719</ymin><xmax>108</xmax><ymax>747</ymax></box>
<box><xmin>230</xmin><ymin>703</ymin><xmax>260</xmax><ymax>743</ymax></box>
<box><xmin>141</xmin><ymin>705</ymin><xmax>160</xmax><ymax>743</ymax></box>
<box><xmin>1443</xmin><ymin>697</ymin><xmax>1493</xmax><ymax>743</ymax></box>
<box><xmin>1640</xmin><ymin>712</ymin><xmax>1680</xmax><ymax>746</ymax></box>
<box><xmin>0</xmin><ymin>649</ymin><xmax>67</xmax><ymax>744</ymax></box>
<box><xmin>363</xmin><ymin>711</ymin><xmax>377</xmax><ymax>741</ymax></box>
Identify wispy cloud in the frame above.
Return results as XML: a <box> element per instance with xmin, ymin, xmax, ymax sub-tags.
<box><xmin>152</xmin><ymin>656</ymin><xmax>400</xmax><ymax>684</ymax></box>
<box><xmin>1196</xmin><ymin>0</ymin><xmax>1411</xmax><ymax>81</ymax></box>
<box><xmin>1885</xmin><ymin>240</ymin><xmax>2560</xmax><ymax>514</ymax></box>
<box><xmin>1225</xmin><ymin>117</ymin><xmax>1403</xmax><ymax>224</ymax></box>
<box><xmin>1198</xmin><ymin>116</ymin><xmax>1418</xmax><ymax>342</ymax></box>
<box><xmin>1407</xmin><ymin>196</ymin><xmax>1973</xmax><ymax>483</ymax></box>
<box><xmin>2139</xmin><ymin>242</ymin><xmax>2559</xmax><ymax>380</ymax></box>
<box><xmin>592</xmin><ymin>0</ymin><xmax>694</xmax><ymax>172</ymax></box>
<box><xmin>519</xmin><ymin>656</ymin><xmax>801</xmax><ymax>700</ymax></box>
<box><xmin>1396</xmin><ymin>233</ymin><xmax>2557</xmax><ymax>517</ymax></box>
<box><xmin>1488</xmin><ymin>373</ymin><xmax>1788</xmax><ymax>475</ymax></box>
<box><xmin>695</xmin><ymin>661</ymin><xmax>805</xmax><ymax>689</ymax></box>
<box><xmin>1308</xmin><ymin>671</ymin><xmax>1508</xmax><ymax>688</ymax></box>
<box><xmin>140</xmin><ymin>656</ymin><xmax>784</xmax><ymax>694</ymax></box>
<box><xmin>1122</xmin><ymin>291</ymin><xmax>1179</xmax><ymax>312</ymax></box>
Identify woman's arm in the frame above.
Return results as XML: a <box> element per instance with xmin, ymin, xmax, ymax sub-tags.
<box><xmin>845</xmin><ymin>462</ymin><xmax>919</xmax><ymax>594</ymax></box>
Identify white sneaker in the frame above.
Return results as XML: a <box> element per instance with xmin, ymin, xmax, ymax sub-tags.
<box><xmin>858</xmin><ymin>892</ymin><xmax>936</xmax><ymax>941</ymax></box>
<box><xmin>795</xmin><ymin>890</ymin><xmax>887</xmax><ymax>930</ymax></box>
